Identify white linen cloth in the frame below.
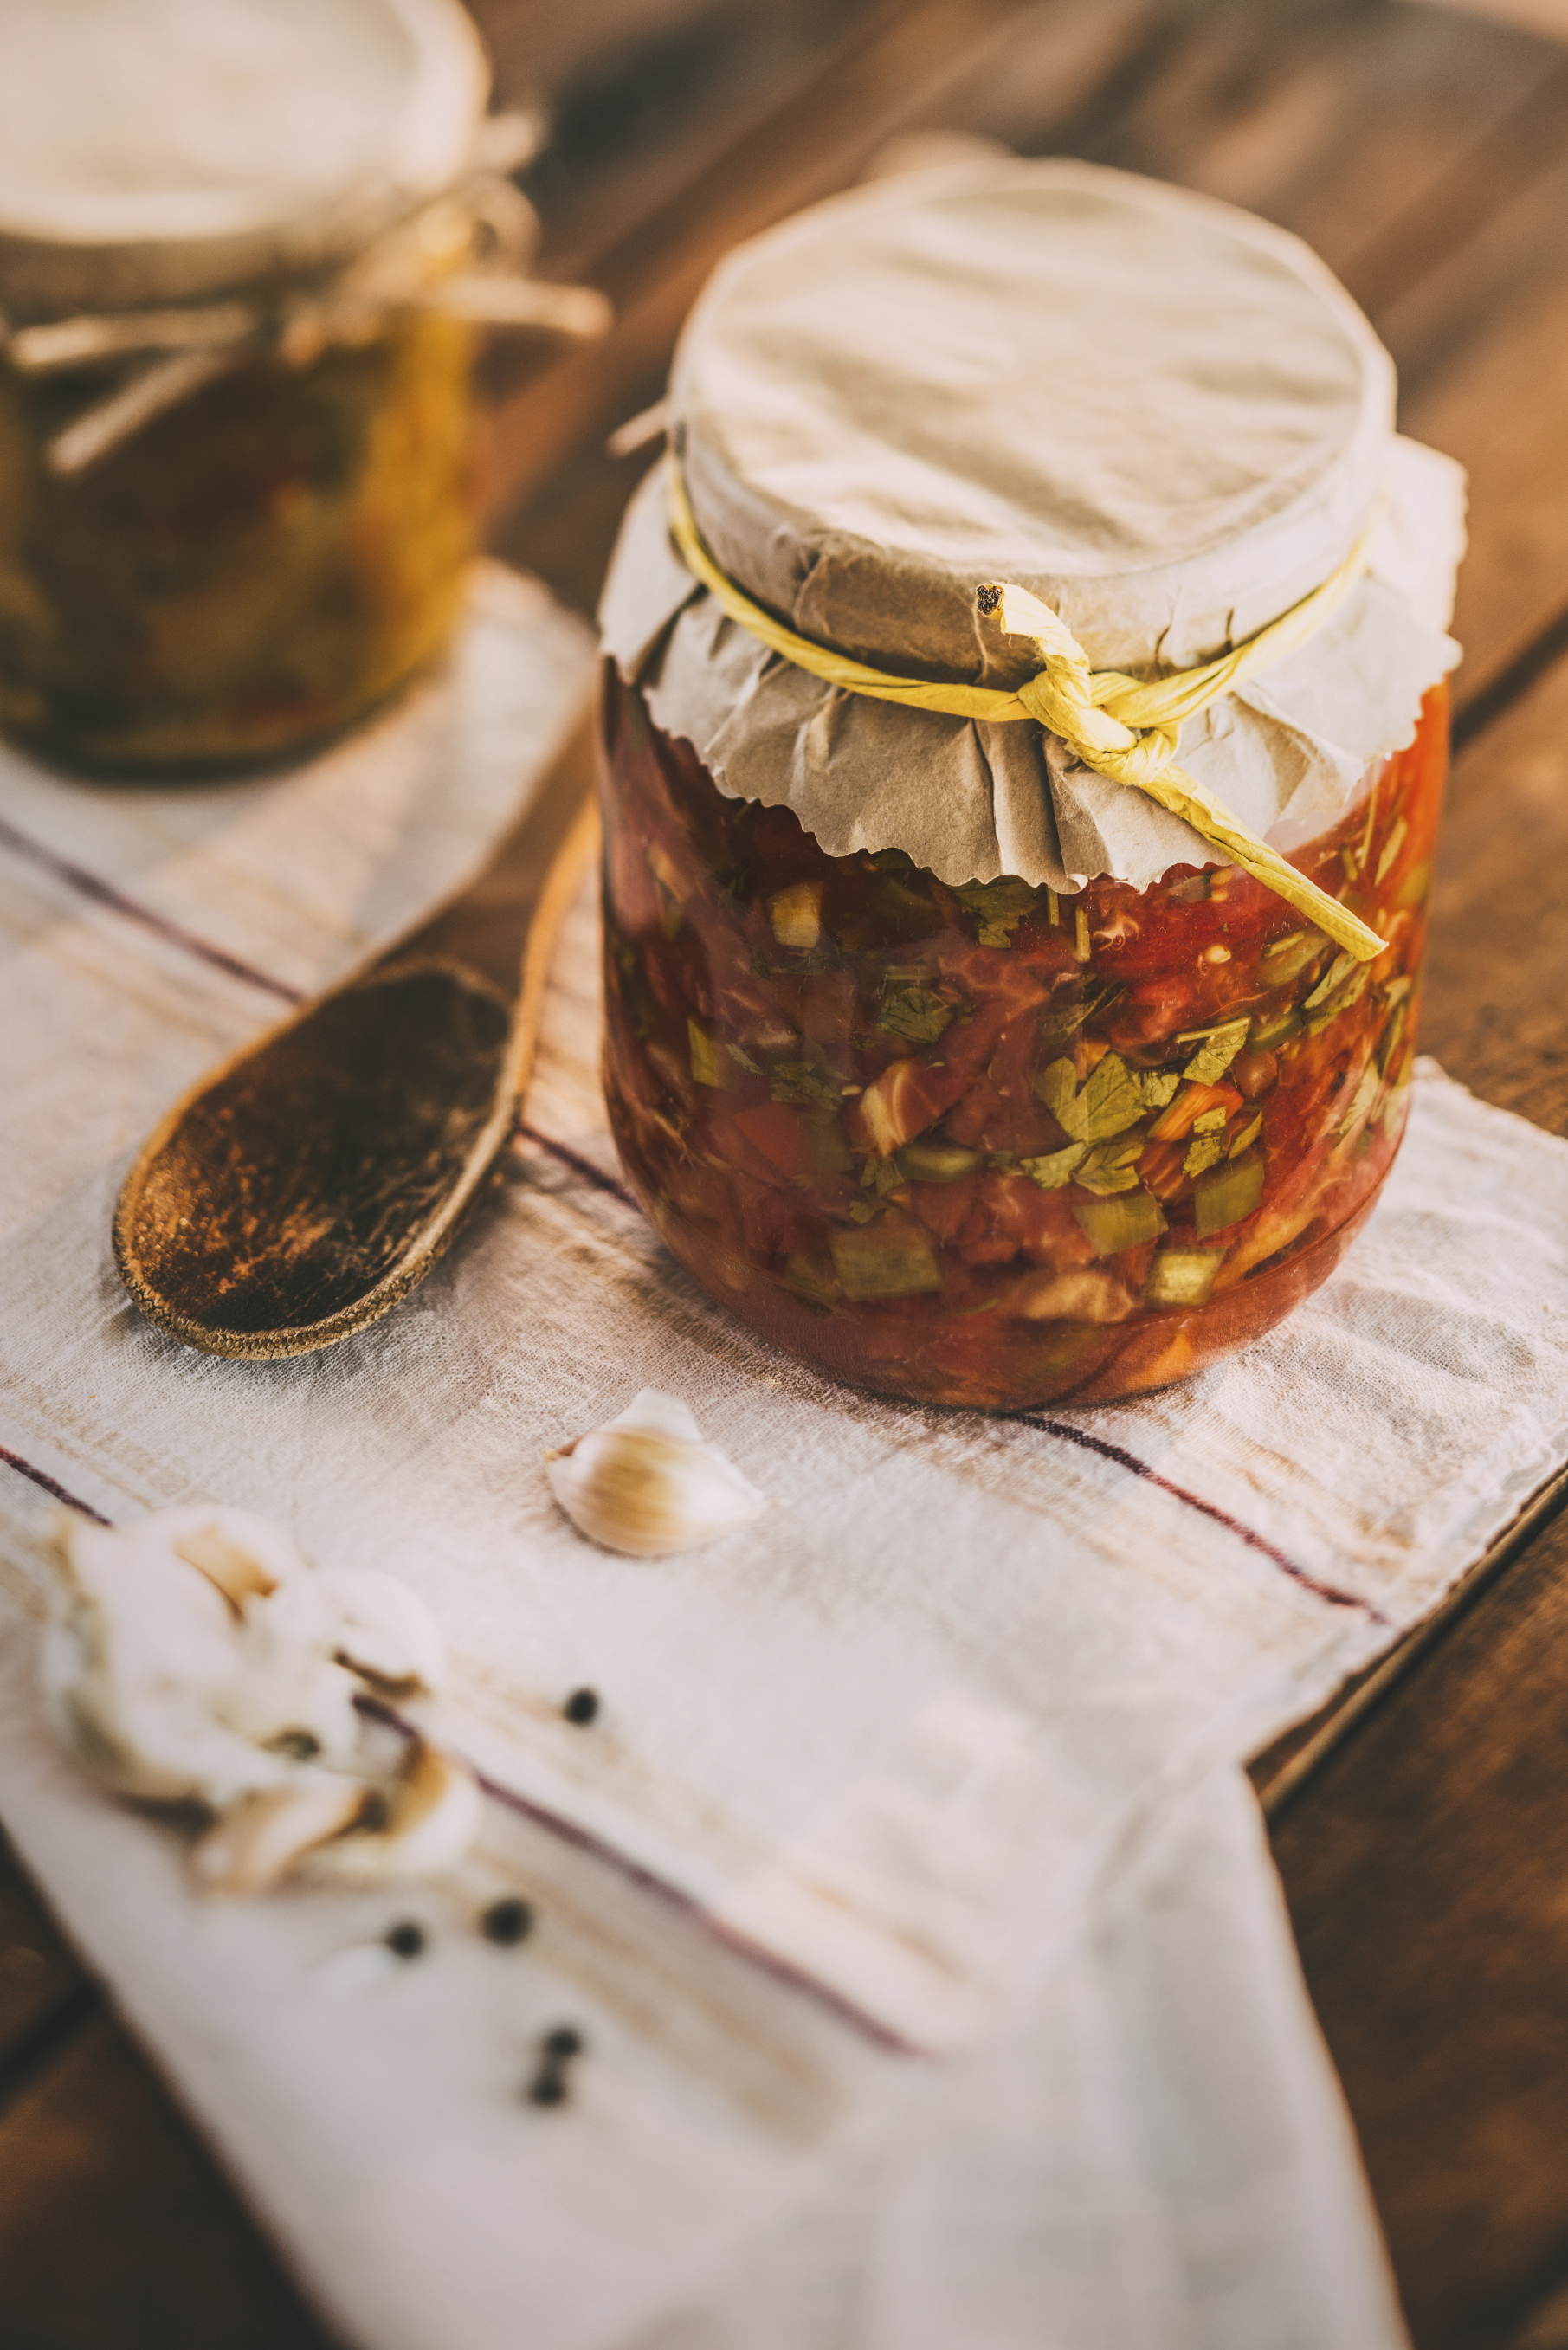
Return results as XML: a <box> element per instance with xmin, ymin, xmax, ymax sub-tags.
<box><xmin>2</xmin><ymin>565</ymin><xmax>1565</xmax><ymax>2350</ymax></box>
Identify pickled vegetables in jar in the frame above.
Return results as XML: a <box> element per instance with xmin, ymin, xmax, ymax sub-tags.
<box><xmin>596</xmin><ymin>161</ymin><xmax>1465</xmax><ymax>1409</ymax></box>
<box><xmin>601</xmin><ymin>671</ymin><xmax>1447</xmax><ymax>1409</ymax></box>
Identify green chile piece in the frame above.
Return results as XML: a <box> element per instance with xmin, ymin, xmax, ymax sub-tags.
<box><xmin>1249</xmin><ymin>1004</ymin><xmax>1302</xmax><ymax>1051</ymax></box>
<box><xmin>1193</xmin><ymin>1152</ymin><xmax>1265</xmax><ymax>1236</ymax></box>
<box><xmin>1258</xmin><ymin>931</ymin><xmax>1326</xmax><ymax>990</ymax></box>
<box><xmin>1145</xmin><ymin>1249</ymin><xmax>1223</xmax><ymax>1308</ymax></box>
<box><xmin>1305</xmin><ymin>952</ymin><xmax>1356</xmax><ymax>1010</ymax></box>
<box><xmin>1072</xmin><ymin>1189</ymin><xmax>1166</xmax><ymax>1256</ymax></box>
<box><xmin>688</xmin><ymin>1019</ymin><xmax>723</xmax><ymax>1088</ymax></box>
<box><xmin>807</xmin><ymin>1116</ymin><xmax>853</xmax><ymax>1173</ymax></box>
<box><xmin>830</xmin><ymin>1224</ymin><xmax>944</xmax><ymax>1299</ymax></box>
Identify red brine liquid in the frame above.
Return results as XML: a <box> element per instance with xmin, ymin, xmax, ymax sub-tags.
<box><xmin>598</xmin><ymin>669</ymin><xmax>1449</xmax><ymax>1409</ymax></box>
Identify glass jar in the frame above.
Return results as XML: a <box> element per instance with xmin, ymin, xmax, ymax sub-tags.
<box><xmin>0</xmin><ymin>0</ymin><xmax>500</xmax><ymax>775</ymax></box>
<box><xmin>0</xmin><ymin>296</ymin><xmax>480</xmax><ymax>775</ymax></box>
<box><xmin>599</xmin><ymin>671</ymin><xmax>1448</xmax><ymax>1410</ymax></box>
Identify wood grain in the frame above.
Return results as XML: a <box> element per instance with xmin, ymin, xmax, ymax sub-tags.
<box><xmin>0</xmin><ymin>2008</ymin><xmax>335</xmax><ymax>2350</ymax></box>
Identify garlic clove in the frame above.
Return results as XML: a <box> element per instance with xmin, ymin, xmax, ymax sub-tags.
<box><xmin>306</xmin><ymin>1740</ymin><xmax>481</xmax><ymax>1884</ymax></box>
<box><xmin>603</xmin><ymin>1388</ymin><xmax>705</xmax><ymax>1444</ymax></box>
<box><xmin>220</xmin><ymin>1577</ymin><xmax>361</xmax><ymax>1765</ymax></box>
<box><xmin>43</xmin><ymin>1513</ymin><xmax>280</xmax><ymax>1805</ymax></box>
<box><xmin>192</xmin><ymin>1776</ymin><xmax>368</xmax><ymax>1896</ymax></box>
<box><xmin>167</xmin><ymin>1507</ymin><xmax>308</xmax><ymax>1611</ymax></box>
<box><xmin>545</xmin><ymin>1389</ymin><xmax>767</xmax><ymax>1557</ymax></box>
<box><xmin>314</xmin><ymin>1566</ymin><xmax>446</xmax><ymax>1693</ymax></box>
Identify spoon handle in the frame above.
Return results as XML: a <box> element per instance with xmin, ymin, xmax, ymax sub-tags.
<box><xmin>376</xmin><ymin>704</ymin><xmax>600</xmax><ymax>1005</ymax></box>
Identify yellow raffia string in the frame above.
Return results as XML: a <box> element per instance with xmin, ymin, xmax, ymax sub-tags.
<box><xmin>667</xmin><ymin>464</ymin><xmax>1385</xmax><ymax>960</ymax></box>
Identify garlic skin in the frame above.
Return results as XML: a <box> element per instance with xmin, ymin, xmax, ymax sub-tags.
<box><xmin>43</xmin><ymin>1507</ymin><xmax>472</xmax><ymax>1895</ymax></box>
<box><xmin>191</xmin><ymin>1776</ymin><xmax>369</xmax><ymax>1896</ymax></box>
<box><xmin>546</xmin><ymin>1389</ymin><xmax>768</xmax><ymax>1557</ymax></box>
<box><xmin>306</xmin><ymin>1740</ymin><xmax>481</xmax><ymax>1886</ymax></box>
<box><xmin>314</xmin><ymin>1565</ymin><xmax>447</xmax><ymax>1691</ymax></box>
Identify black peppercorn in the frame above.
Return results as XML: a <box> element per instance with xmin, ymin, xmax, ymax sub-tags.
<box><xmin>385</xmin><ymin>1921</ymin><xmax>425</xmax><ymax>1960</ymax></box>
<box><xmin>481</xmin><ymin>1897</ymin><xmax>534</xmax><ymax>1946</ymax></box>
<box><xmin>526</xmin><ymin>2021</ymin><xmax>586</xmax><ymax>2108</ymax></box>
<box><xmin>563</xmin><ymin>1687</ymin><xmax>599</xmax><ymax>1726</ymax></box>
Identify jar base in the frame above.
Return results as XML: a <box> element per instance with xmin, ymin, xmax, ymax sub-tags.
<box><xmin>610</xmin><ymin>1094</ymin><xmax>1384</xmax><ymax>1414</ymax></box>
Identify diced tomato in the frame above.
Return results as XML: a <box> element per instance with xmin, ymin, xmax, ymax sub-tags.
<box><xmin>732</xmin><ymin>1102</ymin><xmax>819</xmax><ymax>1182</ymax></box>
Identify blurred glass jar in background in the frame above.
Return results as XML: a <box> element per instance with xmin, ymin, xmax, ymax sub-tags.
<box><xmin>0</xmin><ymin>0</ymin><xmax>603</xmax><ymax>774</ymax></box>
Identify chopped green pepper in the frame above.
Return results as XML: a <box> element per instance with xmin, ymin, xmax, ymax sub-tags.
<box><xmin>1306</xmin><ymin>952</ymin><xmax>1355</xmax><ymax>1010</ymax></box>
<box><xmin>1249</xmin><ymin>1004</ymin><xmax>1301</xmax><ymax>1051</ymax></box>
<box><xmin>1258</xmin><ymin>931</ymin><xmax>1326</xmax><ymax>989</ymax></box>
<box><xmin>1374</xmin><ymin>816</ymin><xmax>1408</xmax><ymax>887</ymax></box>
<box><xmin>1072</xmin><ymin>1189</ymin><xmax>1167</xmax><ymax>1256</ymax></box>
<box><xmin>1193</xmin><ymin>1152</ymin><xmax>1264</xmax><ymax>1236</ymax></box>
<box><xmin>1336</xmin><ymin>1066</ymin><xmax>1380</xmax><ymax>1138</ymax></box>
<box><xmin>1395</xmin><ymin>858</ymin><xmax>1429</xmax><ymax>909</ymax></box>
<box><xmin>829</xmin><ymin>1224</ymin><xmax>944</xmax><ymax>1298</ymax></box>
<box><xmin>1145</xmin><ymin>1248</ymin><xmax>1223</xmax><ymax>1307</ymax></box>
<box><xmin>807</xmin><ymin>1116</ymin><xmax>853</xmax><ymax>1173</ymax></box>
<box><xmin>783</xmin><ymin>1255</ymin><xmax>836</xmax><ymax>1307</ymax></box>
<box><xmin>688</xmin><ymin>1019</ymin><xmax>723</xmax><ymax>1088</ymax></box>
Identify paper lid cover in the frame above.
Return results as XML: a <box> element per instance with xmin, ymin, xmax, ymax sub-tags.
<box><xmin>0</xmin><ymin>0</ymin><xmax>490</xmax><ymax>316</ymax></box>
<box><xmin>603</xmin><ymin>160</ymin><xmax>1463</xmax><ymax>895</ymax></box>
<box><xmin>674</xmin><ymin>159</ymin><xmax>1394</xmax><ymax>677</ymax></box>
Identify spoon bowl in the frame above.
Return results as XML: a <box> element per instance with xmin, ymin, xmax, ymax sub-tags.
<box><xmin>114</xmin><ymin>707</ymin><xmax>600</xmax><ymax>1359</ymax></box>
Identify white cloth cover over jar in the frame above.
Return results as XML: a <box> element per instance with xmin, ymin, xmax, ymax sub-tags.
<box><xmin>599</xmin><ymin>159</ymin><xmax>1465</xmax><ymax>895</ymax></box>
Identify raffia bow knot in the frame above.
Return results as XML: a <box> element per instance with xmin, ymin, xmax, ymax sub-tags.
<box><xmin>668</xmin><ymin>463</ymin><xmax>1385</xmax><ymax>959</ymax></box>
<box><xmin>976</xmin><ymin>580</ymin><xmax>1184</xmax><ymax>791</ymax></box>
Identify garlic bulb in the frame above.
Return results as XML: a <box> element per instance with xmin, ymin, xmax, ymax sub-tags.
<box><xmin>43</xmin><ymin>1506</ymin><xmax>474</xmax><ymax>1895</ymax></box>
<box><xmin>306</xmin><ymin>1739</ymin><xmax>481</xmax><ymax>1886</ymax></box>
<box><xmin>546</xmin><ymin>1389</ymin><xmax>768</xmax><ymax>1557</ymax></box>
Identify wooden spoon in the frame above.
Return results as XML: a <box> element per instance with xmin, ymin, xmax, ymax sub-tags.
<box><xmin>113</xmin><ymin>707</ymin><xmax>601</xmax><ymax>1360</ymax></box>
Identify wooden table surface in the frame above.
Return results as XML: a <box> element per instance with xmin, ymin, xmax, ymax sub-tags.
<box><xmin>6</xmin><ymin>2</ymin><xmax>1568</xmax><ymax>2342</ymax></box>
